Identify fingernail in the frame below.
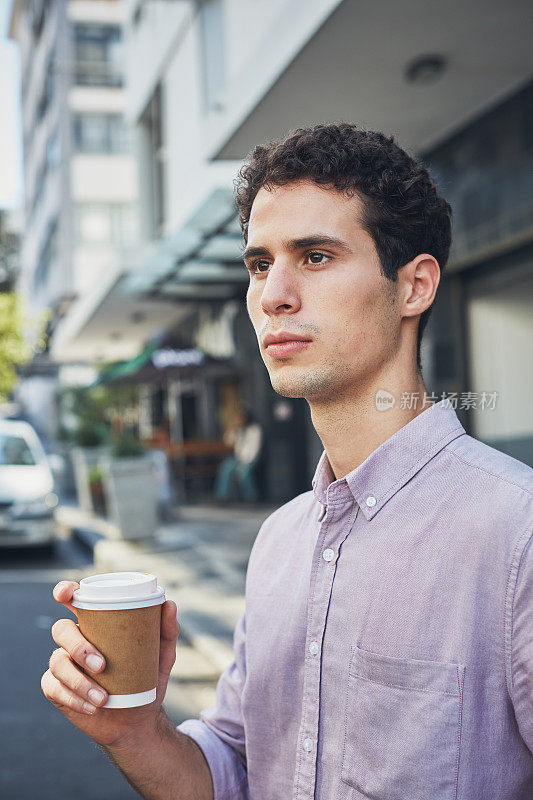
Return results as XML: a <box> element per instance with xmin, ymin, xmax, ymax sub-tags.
<box><xmin>88</xmin><ymin>688</ymin><xmax>106</xmax><ymax>705</ymax></box>
<box><xmin>86</xmin><ymin>654</ymin><xmax>104</xmax><ymax>671</ymax></box>
<box><xmin>83</xmin><ymin>702</ymin><xmax>97</xmax><ymax>714</ymax></box>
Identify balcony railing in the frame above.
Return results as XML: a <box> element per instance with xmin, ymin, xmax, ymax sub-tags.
<box><xmin>74</xmin><ymin>61</ymin><xmax>123</xmax><ymax>88</ymax></box>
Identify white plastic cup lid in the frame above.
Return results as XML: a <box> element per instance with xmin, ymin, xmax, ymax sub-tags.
<box><xmin>73</xmin><ymin>572</ymin><xmax>164</xmax><ymax>605</ymax></box>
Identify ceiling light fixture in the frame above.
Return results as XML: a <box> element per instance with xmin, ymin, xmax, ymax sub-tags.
<box><xmin>404</xmin><ymin>54</ymin><xmax>447</xmax><ymax>85</ymax></box>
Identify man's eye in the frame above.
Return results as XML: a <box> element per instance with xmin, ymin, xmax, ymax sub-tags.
<box><xmin>249</xmin><ymin>260</ymin><xmax>270</xmax><ymax>274</ymax></box>
<box><xmin>246</xmin><ymin>253</ymin><xmax>329</xmax><ymax>273</ymax></box>
<box><xmin>306</xmin><ymin>252</ymin><xmax>329</xmax><ymax>265</ymax></box>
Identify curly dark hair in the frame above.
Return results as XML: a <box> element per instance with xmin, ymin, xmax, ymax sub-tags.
<box><xmin>234</xmin><ymin>123</ymin><xmax>452</xmax><ymax>371</ymax></box>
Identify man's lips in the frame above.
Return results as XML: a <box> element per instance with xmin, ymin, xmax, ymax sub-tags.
<box><xmin>265</xmin><ymin>340</ymin><xmax>311</xmax><ymax>358</ymax></box>
<box><xmin>263</xmin><ymin>332</ymin><xmax>313</xmax><ymax>348</ymax></box>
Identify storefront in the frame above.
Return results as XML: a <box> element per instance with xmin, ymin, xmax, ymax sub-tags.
<box><xmin>422</xmin><ymin>79</ymin><xmax>533</xmax><ymax>467</ymax></box>
<box><xmin>98</xmin><ymin>293</ymin><xmax>315</xmax><ymax>505</ymax></box>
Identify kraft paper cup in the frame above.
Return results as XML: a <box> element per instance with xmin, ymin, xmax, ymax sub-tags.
<box><xmin>72</xmin><ymin>572</ymin><xmax>166</xmax><ymax>709</ymax></box>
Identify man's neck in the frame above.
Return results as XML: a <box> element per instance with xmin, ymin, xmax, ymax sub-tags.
<box><xmin>309</xmin><ymin>369</ymin><xmax>432</xmax><ymax>481</ymax></box>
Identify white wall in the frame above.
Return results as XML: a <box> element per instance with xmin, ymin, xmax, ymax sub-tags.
<box><xmin>161</xmin><ymin>15</ymin><xmax>239</xmax><ymax>232</ymax></box>
<box><xmin>125</xmin><ymin>0</ymin><xmax>193</xmax><ymax>124</ymax></box>
<box><xmin>468</xmin><ymin>276</ymin><xmax>533</xmax><ymax>441</ymax></box>
<box><xmin>126</xmin><ymin>0</ymin><xmax>343</xmax><ymax>234</ymax></box>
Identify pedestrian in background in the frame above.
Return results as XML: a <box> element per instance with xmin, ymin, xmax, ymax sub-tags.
<box><xmin>214</xmin><ymin>406</ymin><xmax>263</xmax><ymax>503</ymax></box>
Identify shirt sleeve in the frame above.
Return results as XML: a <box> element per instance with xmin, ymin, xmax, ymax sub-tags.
<box><xmin>509</xmin><ymin>531</ymin><xmax>533</xmax><ymax>752</ymax></box>
<box><xmin>176</xmin><ymin>610</ymin><xmax>249</xmax><ymax>799</ymax></box>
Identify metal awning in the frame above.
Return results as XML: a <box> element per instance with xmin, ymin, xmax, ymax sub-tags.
<box><xmin>123</xmin><ymin>187</ymin><xmax>247</xmax><ymax>301</ymax></box>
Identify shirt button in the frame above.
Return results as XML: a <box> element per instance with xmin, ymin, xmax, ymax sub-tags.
<box><xmin>365</xmin><ymin>495</ymin><xmax>376</xmax><ymax>507</ymax></box>
<box><xmin>322</xmin><ymin>548</ymin><xmax>335</xmax><ymax>562</ymax></box>
<box><xmin>308</xmin><ymin>641</ymin><xmax>319</xmax><ymax>655</ymax></box>
<box><xmin>303</xmin><ymin>737</ymin><xmax>313</xmax><ymax>752</ymax></box>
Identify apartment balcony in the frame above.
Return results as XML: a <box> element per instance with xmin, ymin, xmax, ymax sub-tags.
<box><xmin>74</xmin><ymin>60</ymin><xmax>123</xmax><ymax>89</ymax></box>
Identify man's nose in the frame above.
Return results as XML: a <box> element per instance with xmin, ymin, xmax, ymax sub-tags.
<box><xmin>259</xmin><ymin>261</ymin><xmax>301</xmax><ymax>316</ymax></box>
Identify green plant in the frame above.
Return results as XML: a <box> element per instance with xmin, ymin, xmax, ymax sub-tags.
<box><xmin>58</xmin><ymin>383</ymin><xmax>140</xmax><ymax>447</ymax></box>
<box><xmin>87</xmin><ymin>464</ymin><xmax>107</xmax><ymax>517</ymax></box>
<box><xmin>75</xmin><ymin>420</ymin><xmax>109</xmax><ymax>448</ymax></box>
<box><xmin>0</xmin><ymin>292</ymin><xmax>49</xmax><ymax>401</ymax></box>
<box><xmin>111</xmin><ymin>431</ymin><xmax>144</xmax><ymax>459</ymax></box>
<box><xmin>87</xmin><ymin>465</ymin><xmax>104</xmax><ymax>484</ymax></box>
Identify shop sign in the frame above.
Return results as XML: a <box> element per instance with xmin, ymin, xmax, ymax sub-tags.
<box><xmin>151</xmin><ymin>348</ymin><xmax>205</xmax><ymax>369</ymax></box>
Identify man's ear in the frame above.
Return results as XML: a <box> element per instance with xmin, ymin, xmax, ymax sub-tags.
<box><xmin>400</xmin><ymin>254</ymin><xmax>441</xmax><ymax>319</ymax></box>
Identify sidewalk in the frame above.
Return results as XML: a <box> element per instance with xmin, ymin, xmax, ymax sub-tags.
<box><xmin>55</xmin><ymin>502</ymin><xmax>277</xmax><ymax>679</ymax></box>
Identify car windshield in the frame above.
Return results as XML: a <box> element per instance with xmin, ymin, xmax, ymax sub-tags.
<box><xmin>0</xmin><ymin>435</ymin><xmax>37</xmax><ymax>466</ymax></box>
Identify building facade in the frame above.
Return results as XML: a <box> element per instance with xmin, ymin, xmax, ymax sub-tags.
<box><xmin>11</xmin><ymin>0</ymin><xmax>532</xmax><ymax>496</ymax></box>
<box><xmin>118</xmin><ymin>0</ymin><xmax>533</xmax><ymax>504</ymax></box>
<box><xmin>9</xmin><ymin>0</ymin><xmax>151</xmax><ymax>440</ymax></box>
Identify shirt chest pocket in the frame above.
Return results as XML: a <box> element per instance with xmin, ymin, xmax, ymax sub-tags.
<box><xmin>342</xmin><ymin>645</ymin><xmax>465</xmax><ymax>800</ymax></box>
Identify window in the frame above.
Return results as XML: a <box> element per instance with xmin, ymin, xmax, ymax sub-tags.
<box><xmin>33</xmin><ymin>219</ymin><xmax>58</xmax><ymax>292</ymax></box>
<box><xmin>30</xmin><ymin>0</ymin><xmax>49</xmax><ymax>41</ymax></box>
<box><xmin>425</xmin><ymin>80</ymin><xmax>533</xmax><ymax>263</ymax></box>
<box><xmin>74</xmin><ymin>24</ymin><xmax>123</xmax><ymax>87</ymax></box>
<box><xmin>75</xmin><ymin>204</ymin><xmax>138</xmax><ymax>245</ymax></box>
<box><xmin>141</xmin><ymin>84</ymin><xmax>165</xmax><ymax>235</ymax></box>
<box><xmin>31</xmin><ymin>160</ymin><xmax>48</xmax><ymax>217</ymax></box>
<box><xmin>73</xmin><ymin>113</ymin><xmax>131</xmax><ymax>153</ymax></box>
<box><xmin>198</xmin><ymin>0</ymin><xmax>226</xmax><ymax>111</ymax></box>
<box><xmin>36</xmin><ymin>49</ymin><xmax>56</xmax><ymax>124</ymax></box>
<box><xmin>0</xmin><ymin>435</ymin><xmax>36</xmax><ymax>466</ymax></box>
<box><xmin>46</xmin><ymin>127</ymin><xmax>61</xmax><ymax>168</ymax></box>
<box><xmin>28</xmin><ymin>128</ymin><xmax>61</xmax><ymax>223</ymax></box>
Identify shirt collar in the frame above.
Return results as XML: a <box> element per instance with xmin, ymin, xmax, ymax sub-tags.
<box><xmin>311</xmin><ymin>399</ymin><xmax>466</xmax><ymax>520</ymax></box>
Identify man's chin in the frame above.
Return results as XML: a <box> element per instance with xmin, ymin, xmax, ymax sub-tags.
<box><xmin>271</xmin><ymin>383</ymin><xmax>306</xmax><ymax>399</ymax></box>
<box><xmin>268</xmin><ymin>370</ymin><xmax>305</xmax><ymax>398</ymax></box>
<box><xmin>269</xmin><ymin>369</ymin><xmax>334</xmax><ymax>401</ymax></box>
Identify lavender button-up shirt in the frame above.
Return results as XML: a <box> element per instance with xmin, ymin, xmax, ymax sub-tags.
<box><xmin>178</xmin><ymin>399</ymin><xmax>533</xmax><ymax>799</ymax></box>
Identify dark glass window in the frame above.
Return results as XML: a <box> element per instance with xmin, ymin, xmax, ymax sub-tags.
<box><xmin>74</xmin><ymin>24</ymin><xmax>123</xmax><ymax>87</ymax></box>
<box><xmin>73</xmin><ymin>113</ymin><xmax>131</xmax><ymax>153</ymax></box>
<box><xmin>0</xmin><ymin>436</ymin><xmax>36</xmax><ymax>466</ymax></box>
<box><xmin>424</xmin><ymin>80</ymin><xmax>533</xmax><ymax>264</ymax></box>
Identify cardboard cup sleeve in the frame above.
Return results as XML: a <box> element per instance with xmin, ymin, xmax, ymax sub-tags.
<box><xmin>77</xmin><ymin>604</ymin><xmax>162</xmax><ymax>697</ymax></box>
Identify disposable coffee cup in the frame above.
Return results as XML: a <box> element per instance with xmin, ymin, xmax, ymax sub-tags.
<box><xmin>72</xmin><ymin>572</ymin><xmax>166</xmax><ymax>709</ymax></box>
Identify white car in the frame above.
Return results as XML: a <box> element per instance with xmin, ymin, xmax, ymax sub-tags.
<box><xmin>0</xmin><ymin>420</ymin><xmax>59</xmax><ymax>554</ymax></box>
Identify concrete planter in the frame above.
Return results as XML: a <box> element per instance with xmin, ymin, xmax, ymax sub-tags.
<box><xmin>101</xmin><ymin>455</ymin><xmax>157</xmax><ymax>541</ymax></box>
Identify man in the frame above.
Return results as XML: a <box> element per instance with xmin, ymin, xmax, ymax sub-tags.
<box><xmin>43</xmin><ymin>124</ymin><xmax>533</xmax><ymax>799</ymax></box>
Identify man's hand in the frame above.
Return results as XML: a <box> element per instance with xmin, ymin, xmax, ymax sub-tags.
<box><xmin>41</xmin><ymin>580</ymin><xmax>180</xmax><ymax>751</ymax></box>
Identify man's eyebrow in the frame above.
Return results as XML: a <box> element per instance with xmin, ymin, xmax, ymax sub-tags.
<box><xmin>242</xmin><ymin>235</ymin><xmax>352</xmax><ymax>262</ymax></box>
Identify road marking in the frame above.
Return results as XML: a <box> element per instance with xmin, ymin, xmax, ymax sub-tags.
<box><xmin>0</xmin><ymin>567</ymin><xmax>93</xmax><ymax>584</ymax></box>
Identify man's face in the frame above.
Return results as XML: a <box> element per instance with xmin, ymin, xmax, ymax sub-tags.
<box><xmin>244</xmin><ymin>180</ymin><xmax>401</xmax><ymax>403</ymax></box>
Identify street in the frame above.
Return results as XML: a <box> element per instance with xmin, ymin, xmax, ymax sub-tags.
<box><xmin>0</xmin><ymin>536</ymin><xmax>218</xmax><ymax>800</ymax></box>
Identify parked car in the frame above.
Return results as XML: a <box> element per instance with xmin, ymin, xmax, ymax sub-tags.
<box><xmin>0</xmin><ymin>420</ymin><xmax>59</xmax><ymax>555</ymax></box>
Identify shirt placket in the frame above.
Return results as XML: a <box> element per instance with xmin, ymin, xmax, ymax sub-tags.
<box><xmin>292</xmin><ymin>484</ymin><xmax>358</xmax><ymax>799</ymax></box>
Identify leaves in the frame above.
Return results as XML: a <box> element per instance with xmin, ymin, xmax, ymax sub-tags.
<box><xmin>0</xmin><ymin>292</ymin><xmax>49</xmax><ymax>402</ymax></box>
